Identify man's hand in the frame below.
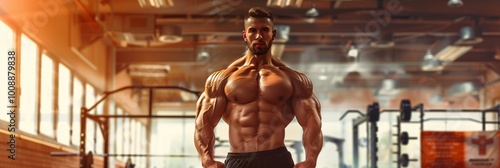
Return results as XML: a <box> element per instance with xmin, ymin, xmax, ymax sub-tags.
<box><xmin>205</xmin><ymin>160</ymin><xmax>225</xmax><ymax>168</ymax></box>
<box><xmin>294</xmin><ymin>160</ymin><xmax>316</xmax><ymax>168</ymax></box>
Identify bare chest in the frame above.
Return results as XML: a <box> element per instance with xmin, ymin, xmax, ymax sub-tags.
<box><xmin>224</xmin><ymin>66</ymin><xmax>293</xmax><ymax>104</ymax></box>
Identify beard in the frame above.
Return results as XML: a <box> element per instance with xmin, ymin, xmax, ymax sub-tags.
<box><xmin>247</xmin><ymin>40</ymin><xmax>272</xmax><ymax>56</ymax></box>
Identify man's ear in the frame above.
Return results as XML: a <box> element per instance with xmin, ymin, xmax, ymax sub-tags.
<box><xmin>242</xmin><ymin>30</ymin><xmax>247</xmax><ymax>41</ymax></box>
<box><xmin>272</xmin><ymin>29</ymin><xmax>276</xmax><ymax>40</ymax></box>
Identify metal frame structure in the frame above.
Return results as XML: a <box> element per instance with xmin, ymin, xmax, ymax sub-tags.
<box><xmin>340</xmin><ymin>103</ymin><xmax>500</xmax><ymax>168</ymax></box>
<box><xmin>52</xmin><ymin>86</ymin><xmax>200</xmax><ymax>168</ymax></box>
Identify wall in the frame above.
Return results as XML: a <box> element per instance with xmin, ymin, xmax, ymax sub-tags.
<box><xmin>0</xmin><ymin>129</ymin><xmax>104</xmax><ymax>168</ymax></box>
<box><xmin>0</xmin><ymin>0</ymin><xmax>107</xmax><ymax>91</ymax></box>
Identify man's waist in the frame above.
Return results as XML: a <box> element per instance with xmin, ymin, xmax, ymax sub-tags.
<box><xmin>226</xmin><ymin>146</ymin><xmax>289</xmax><ymax>158</ymax></box>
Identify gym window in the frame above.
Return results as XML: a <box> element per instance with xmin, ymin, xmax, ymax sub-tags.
<box><xmin>115</xmin><ymin>107</ymin><xmax>124</xmax><ymax>161</ymax></box>
<box><xmin>39</xmin><ymin>53</ymin><xmax>55</xmax><ymax>137</ymax></box>
<box><xmin>0</xmin><ymin>20</ymin><xmax>14</xmax><ymax>122</ymax></box>
<box><xmin>19</xmin><ymin>34</ymin><xmax>39</xmax><ymax>135</ymax></box>
<box><xmin>57</xmin><ymin>63</ymin><xmax>71</xmax><ymax>145</ymax></box>
<box><xmin>71</xmin><ymin>77</ymin><xmax>83</xmax><ymax>146</ymax></box>
<box><xmin>85</xmin><ymin>84</ymin><xmax>96</xmax><ymax>152</ymax></box>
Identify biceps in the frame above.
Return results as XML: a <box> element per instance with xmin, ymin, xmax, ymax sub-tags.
<box><xmin>293</xmin><ymin>96</ymin><xmax>321</xmax><ymax>127</ymax></box>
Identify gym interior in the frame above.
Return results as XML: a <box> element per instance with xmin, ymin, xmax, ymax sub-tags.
<box><xmin>1</xmin><ymin>0</ymin><xmax>500</xmax><ymax>168</ymax></box>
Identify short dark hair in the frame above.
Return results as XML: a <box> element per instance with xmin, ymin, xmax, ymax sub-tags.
<box><xmin>245</xmin><ymin>7</ymin><xmax>274</xmax><ymax>22</ymax></box>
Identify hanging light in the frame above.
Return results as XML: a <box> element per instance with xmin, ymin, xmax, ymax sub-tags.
<box><xmin>447</xmin><ymin>0</ymin><xmax>463</xmax><ymax>7</ymax></box>
<box><xmin>305</xmin><ymin>2</ymin><xmax>319</xmax><ymax>18</ymax></box>
<box><xmin>348</xmin><ymin>46</ymin><xmax>359</xmax><ymax>58</ymax></box>
<box><xmin>422</xmin><ymin>50</ymin><xmax>443</xmax><ymax>71</ymax></box>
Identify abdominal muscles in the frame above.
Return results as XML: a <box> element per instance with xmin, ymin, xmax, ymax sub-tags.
<box><xmin>225</xmin><ymin>101</ymin><xmax>292</xmax><ymax>152</ymax></box>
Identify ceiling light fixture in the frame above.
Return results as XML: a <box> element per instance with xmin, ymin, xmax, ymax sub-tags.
<box><xmin>305</xmin><ymin>2</ymin><xmax>319</xmax><ymax>18</ymax></box>
<box><xmin>138</xmin><ymin>0</ymin><xmax>174</xmax><ymax>8</ymax></box>
<box><xmin>434</xmin><ymin>45</ymin><xmax>472</xmax><ymax>62</ymax></box>
<box><xmin>421</xmin><ymin>49</ymin><xmax>443</xmax><ymax>71</ymax></box>
<box><xmin>455</xmin><ymin>24</ymin><xmax>483</xmax><ymax>45</ymax></box>
<box><xmin>447</xmin><ymin>0</ymin><xmax>463</xmax><ymax>7</ymax></box>
<box><xmin>347</xmin><ymin>46</ymin><xmax>359</xmax><ymax>58</ymax></box>
<box><xmin>156</xmin><ymin>25</ymin><xmax>183</xmax><ymax>43</ymax></box>
<box><xmin>197</xmin><ymin>50</ymin><xmax>210</xmax><ymax>62</ymax></box>
<box><xmin>267</xmin><ymin>0</ymin><xmax>303</xmax><ymax>8</ymax></box>
<box><xmin>127</xmin><ymin>64</ymin><xmax>171</xmax><ymax>77</ymax></box>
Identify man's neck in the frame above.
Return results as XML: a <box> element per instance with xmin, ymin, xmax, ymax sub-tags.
<box><xmin>244</xmin><ymin>51</ymin><xmax>273</xmax><ymax>68</ymax></box>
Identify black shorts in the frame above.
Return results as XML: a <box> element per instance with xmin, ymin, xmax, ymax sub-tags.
<box><xmin>224</xmin><ymin>146</ymin><xmax>295</xmax><ymax>168</ymax></box>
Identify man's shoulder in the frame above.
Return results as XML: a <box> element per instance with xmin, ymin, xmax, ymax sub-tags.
<box><xmin>279</xmin><ymin>66</ymin><xmax>314</xmax><ymax>98</ymax></box>
<box><xmin>205</xmin><ymin>67</ymin><xmax>237</xmax><ymax>96</ymax></box>
<box><xmin>279</xmin><ymin>67</ymin><xmax>312</xmax><ymax>83</ymax></box>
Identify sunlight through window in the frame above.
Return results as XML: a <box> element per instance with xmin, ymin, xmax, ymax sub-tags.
<box><xmin>19</xmin><ymin>34</ymin><xmax>38</xmax><ymax>134</ymax></box>
<box><xmin>40</xmin><ymin>54</ymin><xmax>54</xmax><ymax>137</ymax></box>
<box><xmin>57</xmin><ymin>63</ymin><xmax>71</xmax><ymax>145</ymax></box>
<box><xmin>0</xmin><ymin>20</ymin><xmax>15</xmax><ymax>122</ymax></box>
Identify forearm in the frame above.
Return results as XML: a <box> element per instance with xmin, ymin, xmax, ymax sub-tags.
<box><xmin>195</xmin><ymin>124</ymin><xmax>217</xmax><ymax>166</ymax></box>
<box><xmin>302</xmin><ymin>120</ymin><xmax>323</xmax><ymax>164</ymax></box>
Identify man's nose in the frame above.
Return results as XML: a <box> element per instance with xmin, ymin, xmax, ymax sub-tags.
<box><xmin>256</xmin><ymin>32</ymin><xmax>263</xmax><ymax>39</ymax></box>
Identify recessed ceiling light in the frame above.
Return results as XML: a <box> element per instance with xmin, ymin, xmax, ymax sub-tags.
<box><xmin>448</xmin><ymin>0</ymin><xmax>463</xmax><ymax>7</ymax></box>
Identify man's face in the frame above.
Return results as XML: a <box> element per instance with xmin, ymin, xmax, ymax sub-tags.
<box><xmin>242</xmin><ymin>17</ymin><xmax>276</xmax><ymax>56</ymax></box>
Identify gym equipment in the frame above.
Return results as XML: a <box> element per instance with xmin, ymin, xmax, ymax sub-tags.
<box><xmin>400</xmin><ymin>99</ymin><xmax>412</xmax><ymax>121</ymax></box>
<box><xmin>368</xmin><ymin>102</ymin><xmax>380</xmax><ymax>122</ymax></box>
<box><xmin>84</xmin><ymin>151</ymin><xmax>93</xmax><ymax>168</ymax></box>
<box><xmin>340</xmin><ymin>99</ymin><xmax>500</xmax><ymax>168</ymax></box>
<box><xmin>399</xmin><ymin>132</ymin><xmax>417</xmax><ymax>145</ymax></box>
<box><xmin>324</xmin><ymin>136</ymin><xmax>348</xmax><ymax>168</ymax></box>
<box><xmin>399</xmin><ymin>154</ymin><xmax>417</xmax><ymax>167</ymax></box>
<box><xmin>50</xmin><ymin>86</ymin><xmax>200</xmax><ymax>168</ymax></box>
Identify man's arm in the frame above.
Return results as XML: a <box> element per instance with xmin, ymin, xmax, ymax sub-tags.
<box><xmin>293</xmin><ymin>94</ymin><xmax>323</xmax><ymax>167</ymax></box>
<box><xmin>289</xmin><ymin>70</ymin><xmax>323</xmax><ymax>167</ymax></box>
<box><xmin>194</xmin><ymin>70</ymin><xmax>228</xmax><ymax>168</ymax></box>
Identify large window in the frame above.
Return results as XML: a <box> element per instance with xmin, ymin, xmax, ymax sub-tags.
<box><xmin>85</xmin><ymin>84</ymin><xmax>95</xmax><ymax>151</ymax></box>
<box><xmin>115</xmin><ymin>108</ymin><xmax>124</xmax><ymax>161</ymax></box>
<box><xmin>108</xmin><ymin>101</ymin><xmax>116</xmax><ymax>167</ymax></box>
<box><xmin>95</xmin><ymin>94</ymin><xmax>104</xmax><ymax>154</ymax></box>
<box><xmin>123</xmin><ymin>117</ymin><xmax>130</xmax><ymax>162</ymax></box>
<box><xmin>71</xmin><ymin>77</ymin><xmax>83</xmax><ymax>145</ymax></box>
<box><xmin>57</xmin><ymin>63</ymin><xmax>71</xmax><ymax>145</ymax></box>
<box><xmin>0</xmin><ymin>20</ymin><xmax>15</xmax><ymax>122</ymax></box>
<box><xmin>150</xmin><ymin>116</ymin><xmax>199</xmax><ymax>168</ymax></box>
<box><xmin>19</xmin><ymin>34</ymin><xmax>38</xmax><ymax>134</ymax></box>
<box><xmin>40</xmin><ymin>54</ymin><xmax>54</xmax><ymax>137</ymax></box>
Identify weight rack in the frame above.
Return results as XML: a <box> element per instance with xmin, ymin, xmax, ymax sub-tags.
<box><xmin>340</xmin><ymin>100</ymin><xmax>500</xmax><ymax>168</ymax></box>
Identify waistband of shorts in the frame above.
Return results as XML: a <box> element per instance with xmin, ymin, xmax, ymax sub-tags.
<box><xmin>226</xmin><ymin>146</ymin><xmax>288</xmax><ymax>159</ymax></box>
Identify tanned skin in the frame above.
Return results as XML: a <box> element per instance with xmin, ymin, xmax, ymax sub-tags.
<box><xmin>194</xmin><ymin>13</ymin><xmax>323</xmax><ymax>168</ymax></box>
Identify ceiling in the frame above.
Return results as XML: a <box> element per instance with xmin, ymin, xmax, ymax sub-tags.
<box><xmin>78</xmin><ymin>0</ymin><xmax>500</xmax><ymax>111</ymax></box>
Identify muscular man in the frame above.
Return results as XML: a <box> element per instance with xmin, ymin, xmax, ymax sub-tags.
<box><xmin>194</xmin><ymin>7</ymin><xmax>323</xmax><ymax>168</ymax></box>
